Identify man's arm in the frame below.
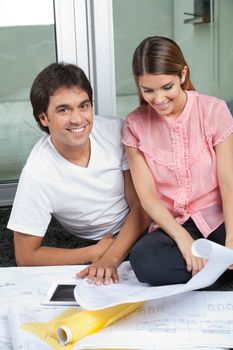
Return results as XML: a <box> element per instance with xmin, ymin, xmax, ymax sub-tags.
<box><xmin>77</xmin><ymin>170</ymin><xmax>151</xmax><ymax>284</ymax></box>
<box><xmin>14</xmin><ymin>231</ymin><xmax>114</xmax><ymax>266</ymax></box>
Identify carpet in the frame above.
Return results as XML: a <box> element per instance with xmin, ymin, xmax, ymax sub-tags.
<box><xmin>0</xmin><ymin>206</ymin><xmax>88</xmax><ymax>267</ymax></box>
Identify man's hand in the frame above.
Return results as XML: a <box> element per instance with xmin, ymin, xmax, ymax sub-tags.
<box><xmin>77</xmin><ymin>256</ymin><xmax>119</xmax><ymax>285</ymax></box>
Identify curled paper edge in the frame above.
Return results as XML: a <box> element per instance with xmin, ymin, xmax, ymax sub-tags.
<box><xmin>75</xmin><ymin>239</ymin><xmax>233</xmax><ymax>310</ymax></box>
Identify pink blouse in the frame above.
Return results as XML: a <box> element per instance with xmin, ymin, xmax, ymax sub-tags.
<box><xmin>122</xmin><ymin>91</ymin><xmax>233</xmax><ymax>237</ymax></box>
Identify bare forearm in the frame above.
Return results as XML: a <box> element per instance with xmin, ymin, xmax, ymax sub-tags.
<box><xmin>141</xmin><ymin>195</ymin><xmax>189</xmax><ymax>242</ymax></box>
<box><xmin>15</xmin><ymin>245</ymin><xmax>97</xmax><ymax>266</ymax></box>
<box><xmin>100</xmin><ymin>205</ymin><xmax>150</xmax><ymax>266</ymax></box>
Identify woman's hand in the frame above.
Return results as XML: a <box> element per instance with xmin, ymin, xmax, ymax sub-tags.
<box><xmin>76</xmin><ymin>256</ymin><xmax>119</xmax><ymax>285</ymax></box>
<box><xmin>175</xmin><ymin>233</ymin><xmax>207</xmax><ymax>276</ymax></box>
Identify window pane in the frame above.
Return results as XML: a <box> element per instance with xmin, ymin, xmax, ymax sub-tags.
<box><xmin>0</xmin><ymin>0</ymin><xmax>56</xmax><ymax>182</ymax></box>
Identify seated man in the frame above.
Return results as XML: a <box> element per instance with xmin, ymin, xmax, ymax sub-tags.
<box><xmin>7</xmin><ymin>63</ymin><xmax>149</xmax><ymax>284</ymax></box>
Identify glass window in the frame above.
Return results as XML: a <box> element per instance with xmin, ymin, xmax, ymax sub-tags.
<box><xmin>112</xmin><ymin>0</ymin><xmax>233</xmax><ymax>117</ymax></box>
<box><xmin>0</xmin><ymin>0</ymin><xmax>56</xmax><ymax>182</ymax></box>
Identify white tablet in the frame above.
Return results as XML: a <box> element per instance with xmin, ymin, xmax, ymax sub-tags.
<box><xmin>41</xmin><ymin>283</ymin><xmax>79</xmax><ymax>306</ymax></box>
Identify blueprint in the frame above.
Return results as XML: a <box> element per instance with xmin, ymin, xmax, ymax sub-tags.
<box><xmin>0</xmin><ymin>240</ymin><xmax>232</xmax><ymax>349</ymax></box>
<box><xmin>75</xmin><ymin>239</ymin><xmax>233</xmax><ymax>310</ymax></box>
<box><xmin>4</xmin><ymin>291</ymin><xmax>233</xmax><ymax>349</ymax></box>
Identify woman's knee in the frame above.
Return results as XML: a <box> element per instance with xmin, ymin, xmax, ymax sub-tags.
<box><xmin>129</xmin><ymin>233</ymin><xmax>174</xmax><ymax>285</ymax></box>
<box><xmin>129</xmin><ymin>232</ymin><xmax>191</xmax><ymax>286</ymax></box>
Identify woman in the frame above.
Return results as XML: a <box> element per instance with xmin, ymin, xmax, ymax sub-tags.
<box><xmin>122</xmin><ymin>36</ymin><xmax>233</xmax><ymax>286</ymax></box>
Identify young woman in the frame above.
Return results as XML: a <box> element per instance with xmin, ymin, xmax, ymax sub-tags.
<box><xmin>122</xmin><ymin>36</ymin><xmax>233</xmax><ymax>286</ymax></box>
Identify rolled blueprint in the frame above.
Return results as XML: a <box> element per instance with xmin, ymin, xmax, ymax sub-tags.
<box><xmin>56</xmin><ymin>302</ymin><xmax>143</xmax><ymax>345</ymax></box>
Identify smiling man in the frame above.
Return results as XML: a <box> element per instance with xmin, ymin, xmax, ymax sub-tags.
<box><xmin>7</xmin><ymin>63</ymin><xmax>149</xmax><ymax>285</ymax></box>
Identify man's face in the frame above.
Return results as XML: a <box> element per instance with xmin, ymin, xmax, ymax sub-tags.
<box><xmin>39</xmin><ymin>86</ymin><xmax>93</xmax><ymax>162</ymax></box>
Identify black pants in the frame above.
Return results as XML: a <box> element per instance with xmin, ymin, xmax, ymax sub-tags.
<box><xmin>129</xmin><ymin>218</ymin><xmax>226</xmax><ymax>286</ymax></box>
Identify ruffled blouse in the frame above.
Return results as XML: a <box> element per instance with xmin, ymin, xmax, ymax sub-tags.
<box><xmin>122</xmin><ymin>91</ymin><xmax>233</xmax><ymax>237</ymax></box>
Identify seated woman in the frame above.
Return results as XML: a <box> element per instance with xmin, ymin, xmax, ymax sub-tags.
<box><xmin>122</xmin><ymin>36</ymin><xmax>233</xmax><ymax>286</ymax></box>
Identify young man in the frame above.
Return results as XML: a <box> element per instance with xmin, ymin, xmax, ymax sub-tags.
<box><xmin>7</xmin><ymin>63</ymin><xmax>149</xmax><ymax>285</ymax></box>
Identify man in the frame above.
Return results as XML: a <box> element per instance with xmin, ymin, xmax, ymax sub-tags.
<box><xmin>7</xmin><ymin>63</ymin><xmax>149</xmax><ymax>285</ymax></box>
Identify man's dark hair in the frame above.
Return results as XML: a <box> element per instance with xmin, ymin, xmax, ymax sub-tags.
<box><xmin>30</xmin><ymin>62</ymin><xmax>93</xmax><ymax>133</ymax></box>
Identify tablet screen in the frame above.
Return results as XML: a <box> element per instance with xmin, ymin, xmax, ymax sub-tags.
<box><xmin>41</xmin><ymin>283</ymin><xmax>79</xmax><ymax>306</ymax></box>
<box><xmin>50</xmin><ymin>284</ymin><xmax>76</xmax><ymax>302</ymax></box>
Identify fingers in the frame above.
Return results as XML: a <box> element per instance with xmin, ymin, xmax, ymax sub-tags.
<box><xmin>86</xmin><ymin>266</ymin><xmax>99</xmax><ymax>284</ymax></box>
<box><xmin>185</xmin><ymin>256</ymin><xmax>192</xmax><ymax>272</ymax></box>
<box><xmin>103</xmin><ymin>267</ymin><xmax>119</xmax><ymax>285</ymax></box>
<box><xmin>186</xmin><ymin>256</ymin><xmax>206</xmax><ymax>277</ymax></box>
<box><xmin>94</xmin><ymin>267</ymin><xmax>105</xmax><ymax>285</ymax></box>
<box><xmin>191</xmin><ymin>257</ymin><xmax>203</xmax><ymax>277</ymax></box>
<box><xmin>202</xmin><ymin>258</ymin><xmax>208</xmax><ymax>267</ymax></box>
<box><xmin>78</xmin><ymin>265</ymin><xmax>119</xmax><ymax>285</ymax></box>
<box><xmin>91</xmin><ymin>266</ymin><xmax>119</xmax><ymax>285</ymax></box>
<box><xmin>76</xmin><ymin>266</ymin><xmax>89</xmax><ymax>278</ymax></box>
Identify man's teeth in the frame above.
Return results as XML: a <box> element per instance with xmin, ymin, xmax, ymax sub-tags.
<box><xmin>70</xmin><ymin>127</ymin><xmax>85</xmax><ymax>133</ymax></box>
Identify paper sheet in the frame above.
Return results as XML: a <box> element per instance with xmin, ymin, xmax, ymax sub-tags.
<box><xmin>0</xmin><ymin>241</ymin><xmax>233</xmax><ymax>350</ymax></box>
<box><xmin>73</xmin><ymin>291</ymin><xmax>233</xmax><ymax>349</ymax></box>
<box><xmin>0</xmin><ymin>265</ymin><xmax>80</xmax><ymax>350</ymax></box>
<box><xmin>6</xmin><ymin>292</ymin><xmax>233</xmax><ymax>349</ymax></box>
<box><xmin>74</xmin><ymin>239</ymin><xmax>233</xmax><ymax>310</ymax></box>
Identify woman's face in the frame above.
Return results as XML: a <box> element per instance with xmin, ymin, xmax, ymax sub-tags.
<box><xmin>138</xmin><ymin>69</ymin><xmax>187</xmax><ymax>119</ymax></box>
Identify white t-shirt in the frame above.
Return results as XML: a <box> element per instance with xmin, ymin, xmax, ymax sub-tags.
<box><xmin>7</xmin><ymin>116</ymin><xmax>129</xmax><ymax>240</ymax></box>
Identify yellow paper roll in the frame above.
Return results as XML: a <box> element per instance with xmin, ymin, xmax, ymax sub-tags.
<box><xmin>56</xmin><ymin>302</ymin><xmax>144</xmax><ymax>345</ymax></box>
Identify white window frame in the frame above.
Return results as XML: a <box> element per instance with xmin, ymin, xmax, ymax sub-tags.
<box><xmin>88</xmin><ymin>0</ymin><xmax>116</xmax><ymax>116</ymax></box>
<box><xmin>54</xmin><ymin>0</ymin><xmax>90</xmax><ymax>76</ymax></box>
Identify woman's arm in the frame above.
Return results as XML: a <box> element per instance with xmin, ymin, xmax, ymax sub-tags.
<box><xmin>126</xmin><ymin>146</ymin><xmax>205</xmax><ymax>275</ymax></box>
<box><xmin>215</xmin><ymin>133</ymin><xmax>233</xmax><ymax>255</ymax></box>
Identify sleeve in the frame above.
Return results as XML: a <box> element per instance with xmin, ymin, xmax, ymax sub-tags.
<box><xmin>121</xmin><ymin>115</ymin><xmax>140</xmax><ymax>148</ymax></box>
<box><xmin>7</xmin><ymin>168</ymin><xmax>53</xmax><ymax>237</ymax></box>
<box><xmin>211</xmin><ymin>100</ymin><xmax>233</xmax><ymax>146</ymax></box>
